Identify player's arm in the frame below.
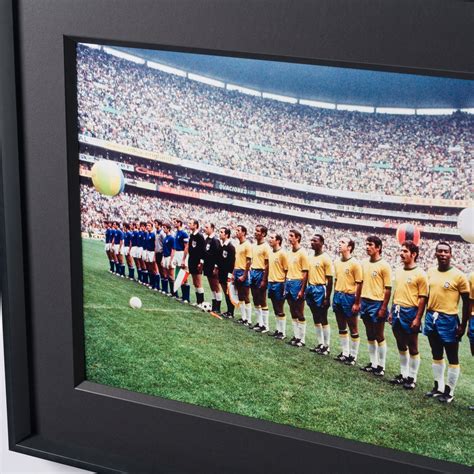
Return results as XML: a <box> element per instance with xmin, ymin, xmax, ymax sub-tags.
<box><xmin>181</xmin><ymin>240</ymin><xmax>189</xmax><ymax>268</ymax></box>
<box><xmin>261</xmin><ymin>258</ymin><xmax>269</xmax><ymax>288</ymax></box>
<box><xmin>377</xmin><ymin>264</ymin><xmax>392</xmax><ymax>319</ymax></box>
<box><xmin>324</xmin><ymin>275</ymin><xmax>333</xmax><ymax>308</ymax></box>
<box><xmin>457</xmin><ymin>292</ymin><xmax>470</xmax><ymax>338</ymax></box>
<box><xmin>298</xmin><ymin>270</ymin><xmax>308</xmax><ymax>300</ymax></box>
<box><xmin>411</xmin><ymin>296</ymin><xmax>427</xmax><ymax>330</ymax></box>
<box><xmin>352</xmin><ymin>281</ymin><xmax>362</xmax><ymax>315</ymax></box>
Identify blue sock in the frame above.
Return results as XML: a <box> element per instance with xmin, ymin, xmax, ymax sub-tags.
<box><xmin>128</xmin><ymin>267</ymin><xmax>135</xmax><ymax>279</ymax></box>
<box><xmin>154</xmin><ymin>275</ymin><xmax>160</xmax><ymax>291</ymax></box>
<box><xmin>121</xmin><ymin>264</ymin><xmax>126</xmax><ymax>276</ymax></box>
<box><xmin>149</xmin><ymin>272</ymin><xmax>155</xmax><ymax>288</ymax></box>
<box><xmin>138</xmin><ymin>269</ymin><xmax>142</xmax><ymax>282</ymax></box>
<box><xmin>182</xmin><ymin>284</ymin><xmax>190</xmax><ymax>302</ymax></box>
<box><xmin>143</xmin><ymin>271</ymin><xmax>149</xmax><ymax>284</ymax></box>
<box><xmin>162</xmin><ymin>278</ymin><xmax>168</xmax><ymax>293</ymax></box>
<box><xmin>109</xmin><ymin>260</ymin><xmax>114</xmax><ymax>271</ymax></box>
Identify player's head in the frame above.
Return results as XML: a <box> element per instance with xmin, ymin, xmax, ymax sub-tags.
<box><xmin>269</xmin><ymin>233</ymin><xmax>282</xmax><ymax>249</ymax></box>
<box><xmin>174</xmin><ymin>218</ymin><xmax>183</xmax><ymax>229</ymax></box>
<box><xmin>154</xmin><ymin>219</ymin><xmax>162</xmax><ymax>229</ymax></box>
<box><xmin>204</xmin><ymin>222</ymin><xmax>215</xmax><ymax>236</ymax></box>
<box><xmin>236</xmin><ymin>225</ymin><xmax>247</xmax><ymax>239</ymax></box>
<box><xmin>400</xmin><ymin>240</ymin><xmax>419</xmax><ymax>263</ymax></box>
<box><xmin>366</xmin><ymin>235</ymin><xmax>382</xmax><ymax>257</ymax></box>
<box><xmin>435</xmin><ymin>241</ymin><xmax>452</xmax><ymax>267</ymax></box>
<box><xmin>112</xmin><ymin>221</ymin><xmax>119</xmax><ymax>229</ymax></box>
<box><xmin>189</xmin><ymin>219</ymin><xmax>199</xmax><ymax>231</ymax></box>
<box><xmin>338</xmin><ymin>237</ymin><xmax>355</xmax><ymax>254</ymax></box>
<box><xmin>123</xmin><ymin>222</ymin><xmax>130</xmax><ymax>231</ymax></box>
<box><xmin>140</xmin><ymin>221</ymin><xmax>146</xmax><ymax>230</ymax></box>
<box><xmin>146</xmin><ymin>221</ymin><xmax>153</xmax><ymax>232</ymax></box>
<box><xmin>219</xmin><ymin>227</ymin><xmax>230</xmax><ymax>241</ymax></box>
<box><xmin>255</xmin><ymin>225</ymin><xmax>268</xmax><ymax>241</ymax></box>
<box><xmin>288</xmin><ymin>229</ymin><xmax>301</xmax><ymax>246</ymax></box>
<box><xmin>163</xmin><ymin>223</ymin><xmax>171</xmax><ymax>234</ymax></box>
<box><xmin>311</xmin><ymin>234</ymin><xmax>324</xmax><ymax>252</ymax></box>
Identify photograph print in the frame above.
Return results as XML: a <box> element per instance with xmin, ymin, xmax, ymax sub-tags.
<box><xmin>76</xmin><ymin>42</ymin><xmax>474</xmax><ymax>467</ymax></box>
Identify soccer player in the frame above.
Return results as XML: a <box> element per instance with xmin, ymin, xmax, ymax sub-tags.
<box><xmin>423</xmin><ymin>242</ymin><xmax>469</xmax><ymax>403</ymax></box>
<box><xmin>104</xmin><ymin>221</ymin><xmax>115</xmax><ymax>273</ymax></box>
<box><xmin>468</xmin><ymin>272</ymin><xmax>474</xmax><ymax>410</ymax></box>
<box><xmin>172</xmin><ymin>219</ymin><xmax>190</xmax><ymax>302</ymax></box>
<box><xmin>388</xmin><ymin>241</ymin><xmax>428</xmax><ymax>389</ymax></box>
<box><xmin>186</xmin><ymin>219</ymin><xmax>206</xmax><ymax>305</ymax></box>
<box><xmin>359</xmin><ymin>235</ymin><xmax>392</xmax><ymax>376</ymax></box>
<box><xmin>217</xmin><ymin>227</ymin><xmax>236</xmax><ymax>319</ymax></box>
<box><xmin>112</xmin><ymin>221</ymin><xmax>125</xmax><ymax>277</ymax></box>
<box><xmin>306</xmin><ymin>234</ymin><xmax>333</xmax><ymax>355</ymax></box>
<box><xmin>203</xmin><ymin>223</ymin><xmax>222</xmax><ymax>312</ymax></box>
<box><xmin>250</xmin><ymin>225</ymin><xmax>271</xmax><ymax>333</ymax></box>
<box><xmin>332</xmin><ymin>237</ymin><xmax>362</xmax><ymax>365</ymax></box>
<box><xmin>144</xmin><ymin>221</ymin><xmax>157</xmax><ymax>289</ymax></box>
<box><xmin>267</xmin><ymin>233</ymin><xmax>288</xmax><ymax>340</ymax></box>
<box><xmin>232</xmin><ymin>225</ymin><xmax>252</xmax><ymax>326</ymax></box>
<box><xmin>123</xmin><ymin>223</ymin><xmax>135</xmax><ymax>280</ymax></box>
<box><xmin>130</xmin><ymin>222</ymin><xmax>141</xmax><ymax>282</ymax></box>
<box><xmin>285</xmin><ymin>230</ymin><xmax>309</xmax><ymax>347</ymax></box>
<box><xmin>154</xmin><ymin>219</ymin><xmax>166</xmax><ymax>291</ymax></box>
<box><xmin>161</xmin><ymin>223</ymin><xmax>175</xmax><ymax>295</ymax></box>
<box><xmin>137</xmin><ymin>221</ymin><xmax>148</xmax><ymax>284</ymax></box>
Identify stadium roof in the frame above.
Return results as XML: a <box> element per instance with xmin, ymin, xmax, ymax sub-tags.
<box><xmin>117</xmin><ymin>47</ymin><xmax>474</xmax><ymax>109</ymax></box>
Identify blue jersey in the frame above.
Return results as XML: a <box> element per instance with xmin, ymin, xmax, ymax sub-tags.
<box><xmin>146</xmin><ymin>232</ymin><xmax>156</xmax><ymax>252</ymax></box>
<box><xmin>124</xmin><ymin>231</ymin><xmax>132</xmax><ymax>247</ymax></box>
<box><xmin>131</xmin><ymin>230</ymin><xmax>139</xmax><ymax>246</ymax></box>
<box><xmin>174</xmin><ymin>229</ymin><xmax>189</xmax><ymax>251</ymax></box>
<box><xmin>163</xmin><ymin>235</ymin><xmax>175</xmax><ymax>257</ymax></box>
<box><xmin>114</xmin><ymin>229</ymin><xmax>123</xmax><ymax>244</ymax></box>
<box><xmin>138</xmin><ymin>230</ymin><xmax>146</xmax><ymax>247</ymax></box>
<box><xmin>105</xmin><ymin>228</ymin><xmax>112</xmax><ymax>243</ymax></box>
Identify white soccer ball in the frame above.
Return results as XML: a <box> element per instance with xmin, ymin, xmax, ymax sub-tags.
<box><xmin>457</xmin><ymin>207</ymin><xmax>474</xmax><ymax>244</ymax></box>
<box><xmin>129</xmin><ymin>296</ymin><xmax>142</xmax><ymax>309</ymax></box>
<box><xmin>201</xmin><ymin>302</ymin><xmax>212</xmax><ymax>312</ymax></box>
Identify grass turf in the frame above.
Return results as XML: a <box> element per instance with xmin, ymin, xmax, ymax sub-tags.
<box><xmin>83</xmin><ymin>238</ymin><xmax>474</xmax><ymax>466</ymax></box>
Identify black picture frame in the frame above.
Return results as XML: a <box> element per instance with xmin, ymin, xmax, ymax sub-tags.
<box><xmin>1</xmin><ymin>1</ymin><xmax>473</xmax><ymax>472</ymax></box>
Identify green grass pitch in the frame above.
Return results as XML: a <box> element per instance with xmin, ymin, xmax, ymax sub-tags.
<box><xmin>83</xmin><ymin>239</ymin><xmax>473</xmax><ymax>466</ymax></box>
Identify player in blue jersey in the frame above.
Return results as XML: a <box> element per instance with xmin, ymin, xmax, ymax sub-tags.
<box><xmin>154</xmin><ymin>219</ymin><xmax>166</xmax><ymax>292</ymax></box>
<box><xmin>144</xmin><ymin>221</ymin><xmax>157</xmax><ymax>290</ymax></box>
<box><xmin>161</xmin><ymin>223</ymin><xmax>175</xmax><ymax>295</ymax></box>
<box><xmin>122</xmin><ymin>223</ymin><xmax>135</xmax><ymax>280</ymax></box>
<box><xmin>137</xmin><ymin>221</ymin><xmax>148</xmax><ymax>285</ymax></box>
<box><xmin>104</xmin><ymin>221</ymin><xmax>115</xmax><ymax>273</ymax></box>
<box><xmin>130</xmin><ymin>222</ymin><xmax>140</xmax><ymax>279</ymax></box>
<box><xmin>112</xmin><ymin>221</ymin><xmax>125</xmax><ymax>277</ymax></box>
<box><xmin>172</xmin><ymin>219</ymin><xmax>190</xmax><ymax>302</ymax></box>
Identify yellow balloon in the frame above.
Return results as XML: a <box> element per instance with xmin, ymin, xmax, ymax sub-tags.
<box><xmin>91</xmin><ymin>160</ymin><xmax>125</xmax><ymax>197</ymax></box>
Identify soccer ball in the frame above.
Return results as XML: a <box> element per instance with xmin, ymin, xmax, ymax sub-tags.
<box><xmin>396</xmin><ymin>223</ymin><xmax>421</xmax><ymax>245</ymax></box>
<box><xmin>129</xmin><ymin>296</ymin><xmax>142</xmax><ymax>309</ymax></box>
<box><xmin>200</xmin><ymin>302</ymin><xmax>212</xmax><ymax>312</ymax></box>
<box><xmin>91</xmin><ymin>160</ymin><xmax>125</xmax><ymax>197</ymax></box>
<box><xmin>457</xmin><ymin>207</ymin><xmax>474</xmax><ymax>243</ymax></box>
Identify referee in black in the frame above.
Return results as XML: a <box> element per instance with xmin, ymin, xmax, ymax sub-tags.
<box><xmin>186</xmin><ymin>219</ymin><xmax>206</xmax><ymax>305</ymax></box>
<box><xmin>203</xmin><ymin>223</ymin><xmax>222</xmax><ymax>312</ymax></box>
<box><xmin>217</xmin><ymin>226</ymin><xmax>236</xmax><ymax>318</ymax></box>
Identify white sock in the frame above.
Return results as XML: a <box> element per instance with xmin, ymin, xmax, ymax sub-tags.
<box><xmin>322</xmin><ymin>324</ymin><xmax>331</xmax><ymax>348</ymax></box>
<box><xmin>262</xmin><ymin>308</ymin><xmax>269</xmax><ymax>329</ymax></box>
<box><xmin>279</xmin><ymin>316</ymin><xmax>286</xmax><ymax>336</ymax></box>
<box><xmin>377</xmin><ymin>340</ymin><xmax>387</xmax><ymax>369</ymax></box>
<box><xmin>446</xmin><ymin>365</ymin><xmax>460</xmax><ymax>395</ymax></box>
<box><xmin>197</xmin><ymin>287</ymin><xmax>204</xmax><ymax>294</ymax></box>
<box><xmin>350</xmin><ymin>336</ymin><xmax>360</xmax><ymax>359</ymax></box>
<box><xmin>432</xmin><ymin>359</ymin><xmax>445</xmax><ymax>393</ymax></box>
<box><xmin>255</xmin><ymin>306</ymin><xmax>262</xmax><ymax>326</ymax></box>
<box><xmin>314</xmin><ymin>324</ymin><xmax>323</xmax><ymax>345</ymax></box>
<box><xmin>408</xmin><ymin>354</ymin><xmax>421</xmax><ymax>381</ymax></box>
<box><xmin>368</xmin><ymin>341</ymin><xmax>378</xmax><ymax>367</ymax></box>
<box><xmin>292</xmin><ymin>319</ymin><xmax>298</xmax><ymax>339</ymax></box>
<box><xmin>216</xmin><ymin>292</ymin><xmax>222</xmax><ymax>301</ymax></box>
<box><xmin>239</xmin><ymin>301</ymin><xmax>246</xmax><ymax>320</ymax></box>
<box><xmin>298</xmin><ymin>321</ymin><xmax>306</xmax><ymax>343</ymax></box>
<box><xmin>339</xmin><ymin>333</ymin><xmax>350</xmax><ymax>357</ymax></box>
<box><xmin>246</xmin><ymin>304</ymin><xmax>252</xmax><ymax>324</ymax></box>
<box><xmin>399</xmin><ymin>350</ymin><xmax>409</xmax><ymax>378</ymax></box>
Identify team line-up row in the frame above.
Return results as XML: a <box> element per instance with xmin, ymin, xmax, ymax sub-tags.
<box><xmin>102</xmin><ymin>218</ymin><xmax>474</xmax><ymax>406</ymax></box>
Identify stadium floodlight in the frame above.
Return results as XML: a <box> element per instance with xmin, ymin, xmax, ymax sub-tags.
<box><xmin>299</xmin><ymin>99</ymin><xmax>336</xmax><ymax>109</ymax></box>
<box><xmin>79</xmin><ymin>42</ymin><xmax>102</xmax><ymax>50</ymax></box>
<box><xmin>336</xmin><ymin>104</ymin><xmax>375</xmax><ymax>113</ymax></box>
<box><xmin>460</xmin><ymin>108</ymin><xmax>474</xmax><ymax>114</ymax></box>
<box><xmin>226</xmin><ymin>83</ymin><xmax>261</xmax><ymax>96</ymax></box>
<box><xmin>416</xmin><ymin>108</ymin><xmax>456</xmax><ymax>115</ymax></box>
<box><xmin>188</xmin><ymin>73</ymin><xmax>225</xmax><ymax>88</ymax></box>
<box><xmin>146</xmin><ymin>61</ymin><xmax>187</xmax><ymax>77</ymax></box>
<box><xmin>375</xmin><ymin>107</ymin><xmax>416</xmax><ymax>115</ymax></box>
<box><xmin>262</xmin><ymin>92</ymin><xmax>297</xmax><ymax>104</ymax></box>
<box><xmin>103</xmin><ymin>47</ymin><xmax>145</xmax><ymax>64</ymax></box>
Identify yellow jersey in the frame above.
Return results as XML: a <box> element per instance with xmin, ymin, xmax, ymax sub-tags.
<box><xmin>268</xmin><ymin>248</ymin><xmax>288</xmax><ymax>283</ymax></box>
<box><xmin>287</xmin><ymin>247</ymin><xmax>309</xmax><ymax>280</ymax></box>
<box><xmin>361</xmin><ymin>258</ymin><xmax>392</xmax><ymax>301</ymax></box>
<box><xmin>393</xmin><ymin>266</ymin><xmax>428</xmax><ymax>308</ymax></box>
<box><xmin>251</xmin><ymin>242</ymin><xmax>271</xmax><ymax>270</ymax></box>
<box><xmin>334</xmin><ymin>257</ymin><xmax>362</xmax><ymax>294</ymax></box>
<box><xmin>235</xmin><ymin>240</ymin><xmax>252</xmax><ymax>270</ymax></box>
<box><xmin>427</xmin><ymin>266</ymin><xmax>469</xmax><ymax>315</ymax></box>
<box><xmin>308</xmin><ymin>252</ymin><xmax>333</xmax><ymax>285</ymax></box>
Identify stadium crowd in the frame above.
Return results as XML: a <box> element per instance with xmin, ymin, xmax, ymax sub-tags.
<box><xmin>77</xmin><ymin>45</ymin><xmax>473</xmax><ymax>201</ymax></box>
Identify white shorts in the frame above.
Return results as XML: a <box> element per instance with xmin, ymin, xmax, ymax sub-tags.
<box><xmin>124</xmin><ymin>247</ymin><xmax>130</xmax><ymax>257</ymax></box>
<box><xmin>163</xmin><ymin>256</ymin><xmax>175</xmax><ymax>269</ymax></box>
<box><xmin>136</xmin><ymin>247</ymin><xmax>144</xmax><ymax>259</ymax></box>
<box><xmin>113</xmin><ymin>244</ymin><xmax>124</xmax><ymax>255</ymax></box>
<box><xmin>172</xmin><ymin>251</ymin><xmax>187</xmax><ymax>268</ymax></box>
<box><xmin>131</xmin><ymin>246</ymin><xmax>139</xmax><ymax>258</ymax></box>
<box><xmin>144</xmin><ymin>250</ymin><xmax>155</xmax><ymax>263</ymax></box>
<box><xmin>105</xmin><ymin>243</ymin><xmax>111</xmax><ymax>252</ymax></box>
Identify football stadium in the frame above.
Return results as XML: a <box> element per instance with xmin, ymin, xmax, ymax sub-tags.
<box><xmin>77</xmin><ymin>43</ymin><xmax>474</xmax><ymax>466</ymax></box>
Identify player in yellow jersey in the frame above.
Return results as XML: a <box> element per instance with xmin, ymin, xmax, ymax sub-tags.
<box><xmin>468</xmin><ymin>272</ymin><xmax>474</xmax><ymax>410</ymax></box>
<box><xmin>267</xmin><ymin>233</ymin><xmax>288</xmax><ymax>340</ymax></box>
<box><xmin>388</xmin><ymin>241</ymin><xmax>428</xmax><ymax>390</ymax></box>
<box><xmin>359</xmin><ymin>235</ymin><xmax>392</xmax><ymax>377</ymax></box>
<box><xmin>250</xmin><ymin>225</ymin><xmax>271</xmax><ymax>333</ymax></box>
<box><xmin>332</xmin><ymin>237</ymin><xmax>362</xmax><ymax>366</ymax></box>
<box><xmin>423</xmin><ymin>242</ymin><xmax>469</xmax><ymax>403</ymax></box>
<box><xmin>306</xmin><ymin>235</ymin><xmax>333</xmax><ymax>356</ymax></box>
<box><xmin>232</xmin><ymin>225</ymin><xmax>253</xmax><ymax>327</ymax></box>
<box><xmin>285</xmin><ymin>230</ymin><xmax>309</xmax><ymax>347</ymax></box>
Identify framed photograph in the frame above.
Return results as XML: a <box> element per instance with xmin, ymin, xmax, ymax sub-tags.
<box><xmin>1</xmin><ymin>1</ymin><xmax>473</xmax><ymax>472</ymax></box>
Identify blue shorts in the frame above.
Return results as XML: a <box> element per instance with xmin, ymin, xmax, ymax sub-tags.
<box><xmin>305</xmin><ymin>284</ymin><xmax>326</xmax><ymax>307</ymax></box>
<box><xmin>333</xmin><ymin>292</ymin><xmax>357</xmax><ymax>318</ymax></box>
<box><xmin>423</xmin><ymin>310</ymin><xmax>459</xmax><ymax>343</ymax></box>
<box><xmin>233</xmin><ymin>269</ymin><xmax>250</xmax><ymax>287</ymax></box>
<box><xmin>360</xmin><ymin>299</ymin><xmax>388</xmax><ymax>323</ymax></box>
<box><xmin>391</xmin><ymin>305</ymin><xmax>420</xmax><ymax>335</ymax></box>
<box><xmin>250</xmin><ymin>269</ymin><xmax>265</xmax><ymax>289</ymax></box>
<box><xmin>268</xmin><ymin>282</ymin><xmax>285</xmax><ymax>301</ymax></box>
<box><xmin>285</xmin><ymin>279</ymin><xmax>303</xmax><ymax>301</ymax></box>
<box><xmin>468</xmin><ymin>317</ymin><xmax>474</xmax><ymax>344</ymax></box>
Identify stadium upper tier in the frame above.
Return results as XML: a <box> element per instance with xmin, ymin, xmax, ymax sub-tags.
<box><xmin>77</xmin><ymin>45</ymin><xmax>473</xmax><ymax>203</ymax></box>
